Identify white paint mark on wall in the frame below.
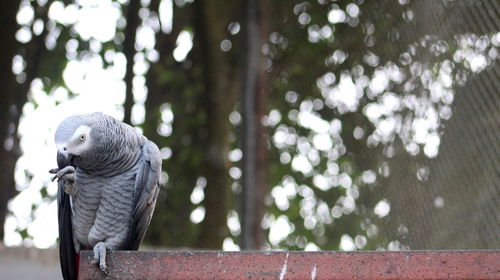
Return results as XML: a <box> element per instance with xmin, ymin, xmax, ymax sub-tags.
<box><xmin>279</xmin><ymin>252</ymin><xmax>289</xmax><ymax>280</ymax></box>
<box><xmin>311</xmin><ymin>264</ymin><xmax>317</xmax><ymax>280</ymax></box>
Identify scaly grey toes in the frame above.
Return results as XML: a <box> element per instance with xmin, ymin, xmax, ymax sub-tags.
<box><xmin>92</xmin><ymin>242</ymin><xmax>111</xmax><ymax>275</ymax></box>
<box><xmin>63</xmin><ymin>179</ymin><xmax>78</xmax><ymax>196</ymax></box>
<box><xmin>51</xmin><ymin>166</ymin><xmax>78</xmax><ymax>195</ymax></box>
<box><xmin>56</xmin><ymin>166</ymin><xmax>76</xmax><ymax>180</ymax></box>
<box><xmin>48</xmin><ymin>168</ymin><xmax>59</xmax><ymax>175</ymax></box>
<box><xmin>51</xmin><ymin>166</ymin><xmax>76</xmax><ymax>182</ymax></box>
<box><xmin>60</xmin><ymin>172</ymin><xmax>76</xmax><ymax>182</ymax></box>
<box><xmin>100</xmin><ymin>262</ymin><xmax>108</xmax><ymax>275</ymax></box>
<box><xmin>50</xmin><ymin>169</ymin><xmax>60</xmax><ymax>181</ymax></box>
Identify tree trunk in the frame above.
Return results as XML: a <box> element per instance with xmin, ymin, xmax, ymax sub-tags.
<box><xmin>253</xmin><ymin>0</ymin><xmax>270</xmax><ymax>246</ymax></box>
<box><xmin>240</xmin><ymin>0</ymin><xmax>270</xmax><ymax>250</ymax></box>
<box><xmin>193</xmin><ymin>0</ymin><xmax>240</xmax><ymax>249</ymax></box>
<box><xmin>122</xmin><ymin>0</ymin><xmax>141</xmax><ymax>125</ymax></box>
<box><xmin>0</xmin><ymin>0</ymin><xmax>53</xmax><ymax>240</ymax></box>
<box><xmin>0</xmin><ymin>0</ymin><xmax>22</xmax><ymax>240</ymax></box>
<box><xmin>142</xmin><ymin>2</ymin><xmax>197</xmax><ymax>247</ymax></box>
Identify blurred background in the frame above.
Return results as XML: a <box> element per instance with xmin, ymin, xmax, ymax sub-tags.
<box><xmin>0</xmin><ymin>0</ymin><xmax>499</xmax><ymax>277</ymax></box>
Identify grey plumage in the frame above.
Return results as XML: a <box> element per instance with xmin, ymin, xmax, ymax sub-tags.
<box><xmin>51</xmin><ymin>112</ymin><xmax>161</xmax><ymax>278</ymax></box>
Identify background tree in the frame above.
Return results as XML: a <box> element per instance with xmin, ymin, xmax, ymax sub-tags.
<box><xmin>1</xmin><ymin>0</ymin><xmax>498</xmax><ymax>250</ymax></box>
<box><xmin>0</xmin><ymin>0</ymin><xmax>65</xmax><ymax>240</ymax></box>
<box><xmin>143</xmin><ymin>0</ymin><xmax>241</xmax><ymax>248</ymax></box>
<box><xmin>0</xmin><ymin>0</ymin><xmax>23</xmax><ymax>240</ymax></box>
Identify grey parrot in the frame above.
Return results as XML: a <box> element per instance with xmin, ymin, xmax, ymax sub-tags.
<box><xmin>49</xmin><ymin>112</ymin><xmax>162</xmax><ymax>279</ymax></box>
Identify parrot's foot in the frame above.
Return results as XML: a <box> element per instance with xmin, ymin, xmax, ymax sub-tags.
<box><xmin>50</xmin><ymin>166</ymin><xmax>78</xmax><ymax>196</ymax></box>
<box><xmin>91</xmin><ymin>242</ymin><xmax>112</xmax><ymax>275</ymax></box>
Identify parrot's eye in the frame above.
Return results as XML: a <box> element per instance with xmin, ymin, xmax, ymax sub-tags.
<box><xmin>80</xmin><ymin>134</ymin><xmax>86</xmax><ymax>141</ymax></box>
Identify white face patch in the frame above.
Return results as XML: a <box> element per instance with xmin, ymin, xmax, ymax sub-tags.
<box><xmin>56</xmin><ymin>125</ymin><xmax>92</xmax><ymax>156</ymax></box>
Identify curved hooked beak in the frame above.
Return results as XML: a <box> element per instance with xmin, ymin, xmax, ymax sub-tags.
<box><xmin>56</xmin><ymin>144</ymin><xmax>68</xmax><ymax>157</ymax></box>
<box><xmin>67</xmin><ymin>154</ymin><xmax>76</xmax><ymax>166</ymax></box>
<box><xmin>56</xmin><ymin>144</ymin><xmax>76</xmax><ymax>166</ymax></box>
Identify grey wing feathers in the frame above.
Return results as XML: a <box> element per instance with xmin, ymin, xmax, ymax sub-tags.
<box><xmin>124</xmin><ymin>140</ymin><xmax>162</xmax><ymax>250</ymax></box>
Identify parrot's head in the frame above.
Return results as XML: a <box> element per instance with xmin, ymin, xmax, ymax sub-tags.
<box><xmin>54</xmin><ymin>114</ymin><xmax>94</xmax><ymax>165</ymax></box>
<box><xmin>55</xmin><ymin>112</ymin><xmax>138</xmax><ymax>172</ymax></box>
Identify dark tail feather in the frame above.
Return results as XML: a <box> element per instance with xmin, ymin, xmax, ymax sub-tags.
<box><xmin>58</xmin><ymin>187</ymin><xmax>77</xmax><ymax>280</ymax></box>
<box><xmin>76</xmin><ymin>253</ymin><xmax>80</xmax><ymax>277</ymax></box>
<box><xmin>57</xmin><ymin>153</ymin><xmax>79</xmax><ymax>280</ymax></box>
<box><xmin>56</xmin><ymin>151</ymin><xmax>77</xmax><ymax>280</ymax></box>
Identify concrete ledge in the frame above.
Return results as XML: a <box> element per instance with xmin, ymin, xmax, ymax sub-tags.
<box><xmin>79</xmin><ymin>250</ymin><xmax>500</xmax><ymax>279</ymax></box>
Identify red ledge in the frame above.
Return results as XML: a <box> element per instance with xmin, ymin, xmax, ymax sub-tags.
<box><xmin>79</xmin><ymin>250</ymin><xmax>500</xmax><ymax>279</ymax></box>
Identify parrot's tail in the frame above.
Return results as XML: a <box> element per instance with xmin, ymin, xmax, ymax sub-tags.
<box><xmin>75</xmin><ymin>253</ymin><xmax>80</xmax><ymax>277</ymax></box>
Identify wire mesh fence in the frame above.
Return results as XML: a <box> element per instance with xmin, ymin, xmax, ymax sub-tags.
<box><xmin>358</xmin><ymin>0</ymin><xmax>499</xmax><ymax>250</ymax></box>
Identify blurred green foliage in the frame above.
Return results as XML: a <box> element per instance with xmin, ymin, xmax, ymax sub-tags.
<box><xmin>5</xmin><ymin>0</ymin><xmax>498</xmax><ymax>250</ymax></box>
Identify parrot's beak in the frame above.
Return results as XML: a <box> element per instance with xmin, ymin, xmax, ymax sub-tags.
<box><xmin>57</xmin><ymin>144</ymin><xmax>68</xmax><ymax>157</ymax></box>
<box><xmin>56</xmin><ymin>144</ymin><xmax>78</xmax><ymax>166</ymax></box>
<box><xmin>68</xmin><ymin>154</ymin><xmax>76</xmax><ymax>166</ymax></box>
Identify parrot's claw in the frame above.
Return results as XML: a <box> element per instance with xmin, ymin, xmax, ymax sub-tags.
<box><xmin>63</xmin><ymin>179</ymin><xmax>78</xmax><ymax>196</ymax></box>
<box><xmin>52</xmin><ymin>166</ymin><xmax>76</xmax><ymax>181</ymax></box>
<box><xmin>49</xmin><ymin>168</ymin><xmax>59</xmax><ymax>175</ymax></box>
<box><xmin>51</xmin><ymin>166</ymin><xmax>78</xmax><ymax>195</ymax></box>
<box><xmin>49</xmin><ymin>167</ymin><xmax>62</xmax><ymax>181</ymax></box>
<box><xmin>92</xmin><ymin>242</ymin><xmax>111</xmax><ymax>275</ymax></box>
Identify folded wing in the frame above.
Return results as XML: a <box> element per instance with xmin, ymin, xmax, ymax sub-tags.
<box><xmin>124</xmin><ymin>140</ymin><xmax>162</xmax><ymax>250</ymax></box>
